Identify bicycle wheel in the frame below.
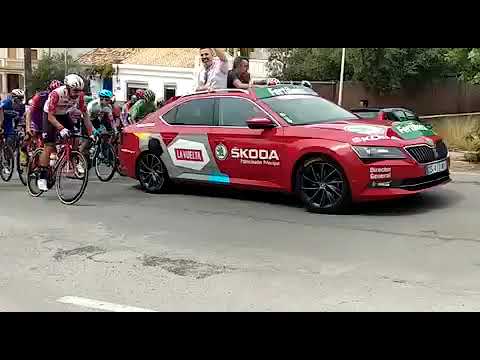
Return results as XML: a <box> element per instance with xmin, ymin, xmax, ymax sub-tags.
<box><xmin>16</xmin><ymin>145</ymin><xmax>28</xmax><ymax>186</ymax></box>
<box><xmin>55</xmin><ymin>150</ymin><xmax>89</xmax><ymax>205</ymax></box>
<box><xmin>94</xmin><ymin>142</ymin><xmax>116</xmax><ymax>182</ymax></box>
<box><xmin>26</xmin><ymin>148</ymin><xmax>45</xmax><ymax>197</ymax></box>
<box><xmin>0</xmin><ymin>145</ymin><xmax>14</xmax><ymax>182</ymax></box>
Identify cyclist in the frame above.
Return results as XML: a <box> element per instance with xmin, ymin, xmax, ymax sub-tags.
<box><xmin>123</xmin><ymin>94</ymin><xmax>137</xmax><ymax>114</ymax></box>
<box><xmin>0</xmin><ymin>89</ymin><xmax>26</xmax><ymax>143</ymax></box>
<box><xmin>112</xmin><ymin>103</ymin><xmax>124</xmax><ymax>132</ymax></box>
<box><xmin>37</xmin><ymin>74</ymin><xmax>94</xmax><ymax>191</ymax></box>
<box><xmin>129</xmin><ymin>89</ymin><xmax>157</xmax><ymax>123</ymax></box>
<box><xmin>0</xmin><ymin>89</ymin><xmax>25</xmax><ymax>176</ymax></box>
<box><xmin>87</xmin><ymin>89</ymin><xmax>115</xmax><ymax>134</ymax></box>
<box><xmin>26</xmin><ymin>80</ymin><xmax>63</xmax><ymax>138</ymax></box>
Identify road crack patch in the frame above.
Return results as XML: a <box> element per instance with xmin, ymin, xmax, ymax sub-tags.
<box><xmin>141</xmin><ymin>255</ymin><xmax>236</xmax><ymax>279</ymax></box>
<box><xmin>54</xmin><ymin>246</ymin><xmax>106</xmax><ymax>261</ymax></box>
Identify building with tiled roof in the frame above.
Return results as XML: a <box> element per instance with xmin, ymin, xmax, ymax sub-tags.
<box><xmin>124</xmin><ymin>48</ymin><xmax>199</xmax><ymax>68</ymax></box>
<box><xmin>77</xmin><ymin>48</ymin><xmax>141</xmax><ymax>65</ymax></box>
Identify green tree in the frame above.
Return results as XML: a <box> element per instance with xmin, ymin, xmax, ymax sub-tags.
<box><xmin>267</xmin><ymin>48</ymin><xmax>453</xmax><ymax>93</ymax></box>
<box><xmin>30</xmin><ymin>51</ymin><xmax>82</xmax><ymax>94</ymax></box>
<box><xmin>446</xmin><ymin>48</ymin><xmax>480</xmax><ymax>84</ymax></box>
<box><xmin>280</xmin><ymin>48</ymin><xmax>354</xmax><ymax>81</ymax></box>
<box><xmin>349</xmin><ymin>48</ymin><xmax>452</xmax><ymax>93</ymax></box>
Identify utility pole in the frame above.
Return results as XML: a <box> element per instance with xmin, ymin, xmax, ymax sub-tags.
<box><xmin>23</xmin><ymin>48</ymin><xmax>32</xmax><ymax>101</ymax></box>
<box><xmin>64</xmin><ymin>48</ymin><xmax>68</xmax><ymax>76</ymax></box>
<box><xmin>338</xmin><ymin>48</ymin><xmax>346</xmax><ymax>106</ymax></box>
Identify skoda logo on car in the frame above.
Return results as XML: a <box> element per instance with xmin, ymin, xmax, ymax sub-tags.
<box><xmin>215</xmin><ymin>144</ymin><xmax>229</xmax><ymax>161</ymax></box>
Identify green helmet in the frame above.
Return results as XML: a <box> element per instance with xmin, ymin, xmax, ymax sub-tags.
<box><xmin>85</xmin><ymin>95</ymin><xmax>95</xmax><ymax>105</ymax></box>
<box><xmin>144</xmin><ymin>89</ymin><xmax>156</xmax><ymax>103</ymax></box>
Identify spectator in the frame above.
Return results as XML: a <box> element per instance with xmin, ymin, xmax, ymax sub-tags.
<box><xmin>197</xmin><ymin>48</ymin><xmax>229</xmax><ymax>91</ymax></box>
<box><xmin>228</xmin><ymin>56</ymin><xmax>251</xmax><ymax>90</ymax></box>
<box><xmin>360</xmin><ymin>99</ymin><xmax>369</xmax><ymax>108</ymax></box>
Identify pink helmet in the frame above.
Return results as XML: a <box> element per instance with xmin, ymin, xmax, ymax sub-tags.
<box><xmin>135</xmin><ymin>89</ymin><xmax>145</xmax><ymax>99</ymax></box>
<box><xmin>267</xmin><ymin>78</ymin><xmax>280</xmax><ymax>86</ymax></box>
<box><xmin>49</xmin><ymin>80</ymin><xmax>63</xmax><ymax>91</ymax></box>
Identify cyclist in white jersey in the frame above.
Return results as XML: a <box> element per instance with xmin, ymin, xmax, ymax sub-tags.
<box><xmin>37</xmin><ymin>74</ymin><xmax>94</xmax><ymax>191</ymax></box>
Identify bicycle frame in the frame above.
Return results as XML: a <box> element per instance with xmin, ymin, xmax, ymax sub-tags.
<box><xmin>48</xmin><ymin>135</ymin><xmax>89</xmax><ymax>185</ymax></box>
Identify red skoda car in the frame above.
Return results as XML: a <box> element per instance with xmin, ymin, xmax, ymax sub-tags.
<box><xmin>119</xmin><ymin>85</ymin><xmax>450</xmax><ymax>214</ymax></box>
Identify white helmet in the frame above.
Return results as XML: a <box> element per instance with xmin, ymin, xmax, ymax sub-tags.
<box><xmin>301</xmin><ymin>80</ymin><xmax>312</xmax><ymax>89</ymax></box>
<box><xmin>11</xmin><ymin>89</ymin><xmax>25</xmax><ymax>99</ymax></box>
<box><xmin>64</xmin><ymin>74</ymin><xmax>84</xmax><ymax>90</ymax></box>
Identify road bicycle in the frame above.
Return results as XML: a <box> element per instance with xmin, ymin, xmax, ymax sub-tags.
<box><xmin>91</xmin><ymin>126</ymin><xmax>126</xmax><ymax>182</ymax></box>
<box><xmin>26</xmin><ymin>134</ymin><xmax>90</xmax><ymax>205</ymax></box>
<box><xmin>16</xmin><ymin>126</ymin><xmax>44</xmax><ymax>186</ymax></box>
<box><xmin>0</xmin><ymin>132</ymin><xmax>15</xmax><ymax>182</ymax></box>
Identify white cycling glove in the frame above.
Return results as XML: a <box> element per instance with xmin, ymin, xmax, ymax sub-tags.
<box><xmin>59</xmin><ymin>128</ymin><xmax>70</xmax><ymax>138</ymax></box>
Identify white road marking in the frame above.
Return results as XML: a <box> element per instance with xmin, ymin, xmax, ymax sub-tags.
<box><xmin>57</xmin><ymin>296</ymin><xmax>157</xmax><ymax>312</ymax></box>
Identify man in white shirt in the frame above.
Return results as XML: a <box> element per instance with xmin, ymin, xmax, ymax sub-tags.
<box><xmin>197</xmin><ymin>48</ymin><xmax>229</xmax><ymax>91</ymax></box>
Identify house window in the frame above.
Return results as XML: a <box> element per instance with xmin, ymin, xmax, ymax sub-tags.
<box><xmin>31</xmin><ymin>49</ymin><xmax>38</xmax><ymax>60</ymax></box>
<box><xmin>8</xmin><ymin>48</ymin><xmax>16</xmax><ymax>59</ymax></box>
<box><xmin>127</xmin><ymin>82</ymin><xmax>148</xmax><ymax>101</ymax></box>
<box><xmin>7</xmin><ymin>74</ymin><xmax>20</xmax><ymax>92</ymax></box>
<box><xmin>164</xmin><ymin>83</ymin><xmax>177</xmax><ymax>101</ymax></box>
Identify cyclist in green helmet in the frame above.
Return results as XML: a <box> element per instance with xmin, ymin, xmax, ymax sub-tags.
<box><xmin>129</xmin><ymin>89</ymin><xmax>157</xmax><ymax>123</ymax></box>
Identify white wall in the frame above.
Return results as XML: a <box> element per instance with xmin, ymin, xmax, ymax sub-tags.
<box><xmin>113</xmin><ymin>64</ymin><xmax>196</xmax><ymax>102</ymax></box>
<box><xmin>0</xmin><ymin>48</ymin><xmax>6</xmax><ymax>58</ymax></box>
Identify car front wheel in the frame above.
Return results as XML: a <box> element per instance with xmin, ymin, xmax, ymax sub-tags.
<box><xmin>136</xmin><ymin>152</ymin><xmax>170</xmax><ymax>193</ymax></box>
<box><xmin>296</xmin><ymin>156</ymin><xmax>351</xmax><ymax>214</ymax></box>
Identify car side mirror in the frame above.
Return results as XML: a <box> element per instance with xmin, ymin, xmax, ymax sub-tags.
<box><xmin>246</xmin><ymin>117</ymin><xmax>276</xmax><ymax>130</ymax></box>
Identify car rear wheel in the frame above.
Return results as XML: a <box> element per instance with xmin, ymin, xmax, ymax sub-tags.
<box><xmin>136</xmin><ymin>152</ymin><xmax>170</xmax><ymax>193</ymax></box>
<box><xmin>296</xmin><ymin>156</ymin><xmax>351</xmax><ymax>214</ymax></box>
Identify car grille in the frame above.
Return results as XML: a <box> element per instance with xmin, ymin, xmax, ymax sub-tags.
<box><xmin>390</xmin><ymin>170</ymin><xmax>451</xmax><ymax>191</ymax></box>
<box><xmin>405</xmin><ymin>141</ymin><xmax>448</xmax><ymax>164</ymax></box>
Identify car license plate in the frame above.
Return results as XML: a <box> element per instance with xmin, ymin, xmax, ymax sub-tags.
<box><xmin>426</xmin><ymin>160</ymin><xmax>448</xmax><ymax>176</ymax></box>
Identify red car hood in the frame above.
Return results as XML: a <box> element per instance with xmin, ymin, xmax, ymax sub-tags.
<box><xmin>295</xmin><ymin>119</ymin><xmax>442</xmax><ymax>146</ymax></box>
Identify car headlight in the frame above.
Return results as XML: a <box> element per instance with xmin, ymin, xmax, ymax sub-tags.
<box><xmin>352</xmin><ymin>146</ymin><xmax>407</xmax><ymax>160</ymax></box>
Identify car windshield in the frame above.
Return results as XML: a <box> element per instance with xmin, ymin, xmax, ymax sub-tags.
<box><xmin>262</xmin><ymin>95</ymin><xmax>357</xmax><ymax>125</ymax></box>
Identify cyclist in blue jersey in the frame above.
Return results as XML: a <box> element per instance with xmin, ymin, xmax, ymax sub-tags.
<box><xmin>0</xmin><ymin>89</ymin><xmax>26</xmax><ymax>146</ymax></box>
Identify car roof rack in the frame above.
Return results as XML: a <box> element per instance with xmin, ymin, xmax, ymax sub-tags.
<box><xmin>181</xmin><ymin>88</ymin><xmax>251</xmax><ymax>98</ymax></box>
<box><xmin>253</xmin><ymin>80</ymin><xmax>311</xmax><ymax>86</ymax></box>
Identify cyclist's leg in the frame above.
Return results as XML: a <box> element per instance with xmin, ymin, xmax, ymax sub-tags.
<box><xmin>38</xmin><ymin>113</ymin><xmax>58</xmax><ymax>190</ymax></box>
<box><xmin>79</xmin><ymin>116</ymin><xmax>95</xmax><ymax>157</ymax></box>
<box><xmin>62</xmin><ymin>114</ymin><xmax>87</xmax><ymax>175</ymax></box>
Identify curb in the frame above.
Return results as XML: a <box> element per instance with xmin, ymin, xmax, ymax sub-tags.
<box><xmin>451</xmin><ymin>171</ymin><xmax>480</xmax><ymax>176</ymax></box>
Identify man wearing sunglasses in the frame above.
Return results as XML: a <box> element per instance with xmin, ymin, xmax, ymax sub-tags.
<box><xmin>196</xmin><ymin>48</ymin><xmax>229</xmax><ymax>91</ymax></box>
<box><xmin>87</xmin><ymin>89</ymin><xmax>115</xmax><ymax>134</ymax></box>
<box><xmin>38</xmin><ymin>74</ymin><xmax>94</xmax><ymax>191</ymax></box>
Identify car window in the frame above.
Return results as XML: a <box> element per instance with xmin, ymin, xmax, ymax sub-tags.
<box><xmin>162</xmin><ymin>107</ymin><xmax>177</xmax><ymax>124</ymax></box>
<box><xmin>393</xmin><ymin>111</ymin><xmax>408</xmax><ymax>121</ymax></box>
<box><xmin>218</xmin><ymin>98</ymin><xmax>265</xmax><ymax>127</ymax></box>
<box><xmin>386</xmin><ymin>112</ymin><xmax>400</xmax><ymax>121</ymax></box>
<box><xmin>262</xmin><ymin>95</ymin><xmax>356</xmax><ymax>126</ymax></box>
<box><xmin>352</xmin><ymin>111</ymin><xmax>379</xmax><ymax>119</ymax></box>
<box><xmin>404</xmin><ymin>110</ymin><xmax>420</xmax><ymax>121</ymax></box>
<box><xmin>169</xmin><ymin>99</ymin><xmax>215</xmax><ymax>126</ymax></box>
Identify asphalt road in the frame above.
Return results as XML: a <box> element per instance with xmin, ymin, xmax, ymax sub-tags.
<box><xmin>1</xmin><ymin>170</ymin><xmax>480</xmax><ymax>312</ymax></box>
